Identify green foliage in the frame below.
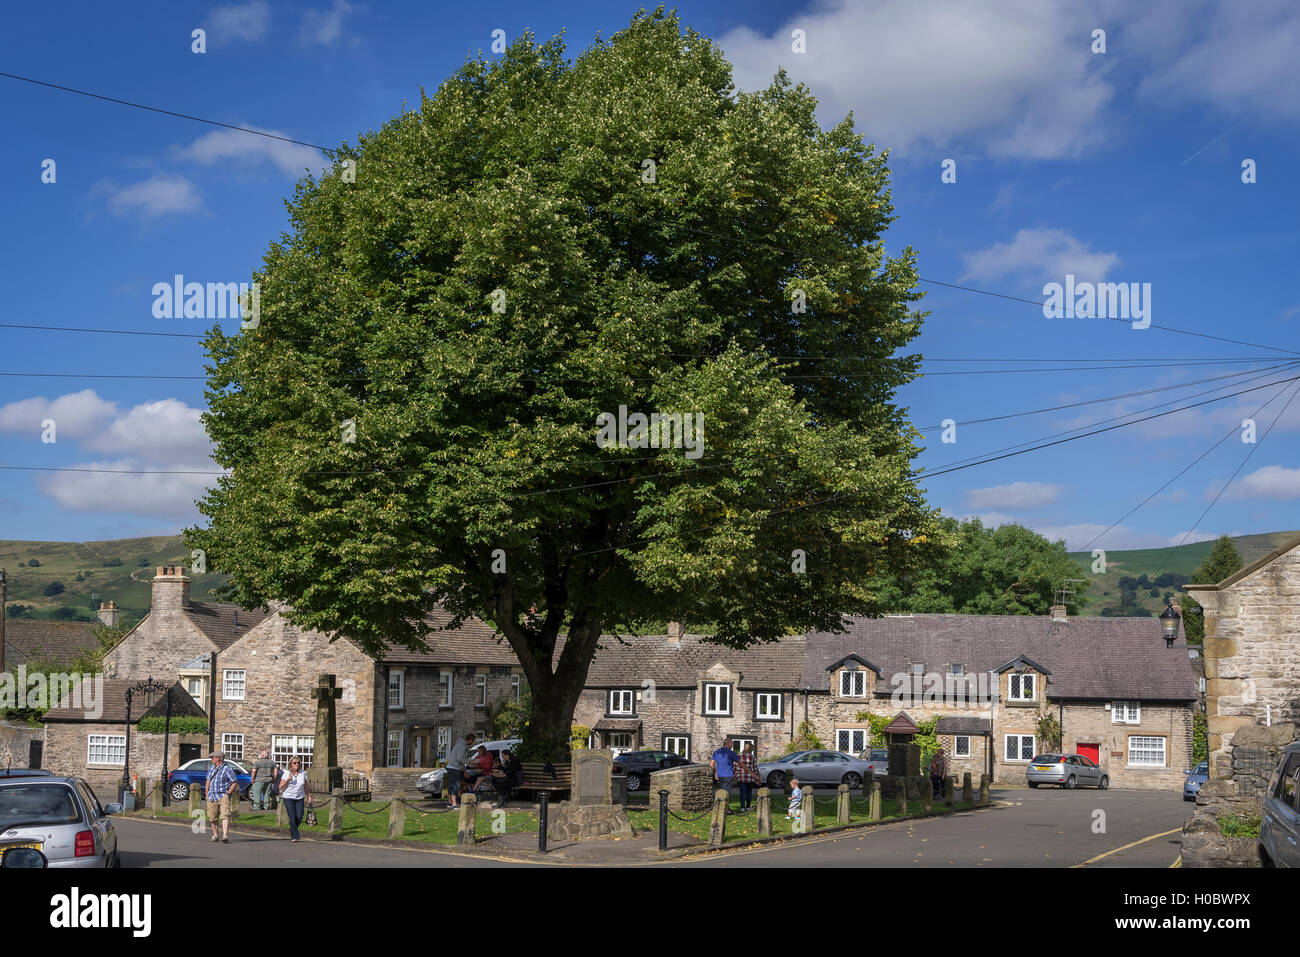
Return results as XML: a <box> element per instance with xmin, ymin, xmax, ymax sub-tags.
<box><xmin>52</xmin><ymin>606</ymin><xmax>77</xmax><ymax>620</ymax></box>
<box><xmin>6</xmin><ymin>604</ymin><xmax>32</xmax><ymax>618</ymax></box>
<box><xmin>101</xmin><ymin>559</ymin><xmax>122</xmax><ymax>567</ymax></box>
<box><xmin>869</xmin><ymin>518</ymin><xmax>1087</xmax><ymax>615</ymax></box>
<box><xmin>42</xmin><ymin>581</ymin><xmax>65</xmax><ymax>596</ymax></box>
<box><xmin>186</xmin><ymin>8</ymin><xmax>939</xmax><ymax>750</ymax></box>
<box><xmin>1182</xmin><ymin>535</ymin><xmax>1244</xmax><ymax>644</ymax></box>
<box><xmin>783</xmin><ymin>720</ymin><xmax>825</xmax><ymax>754</ymax></box>
<box><xmin>137</xmin><ymin>557</ymin><xmax>152</xmax><ymax>567</ymax></box>
<box><xmin>1217</xmin><ymin>814</ymin><xmax>1260</xmax><ymax>838</ymax></box>
<box><xmin>1035</xmin><ymin>708</ymin><xmax>1062</xmax><ymax>753</ymax></box>
<box><xmin>26</xmin><ymin>559</ymin><xmax>39</xmax><ymax>567</ymax></box>
<box><xmin>570</xmin><ymin>725</ymin><xmax>591</xmax><ymax>752</ymax></box>
<box><xmin>491</xmin><ymin>693</ymin><xmax>531</xmax><ymax>740</ymax></box>
<box><xmin>137</xmin><ymin>716</ymin><xmax>208</xmax><ymax>735</ymax></box>
<box><xmin>1193</xmin><ymin>711</ymin><xmax>1208</xmax><ymax>764</ymax></box>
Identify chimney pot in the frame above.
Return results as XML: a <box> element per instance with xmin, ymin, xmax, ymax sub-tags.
<box><xmin>1050</xmin><ymin>604</ymin><xmax>1068</xmax><ymax>622</ymax></box>
<box><xmin>666</xmin><ymin>621</ymin><xmax>683</xmax><ymax>644</ymax></box>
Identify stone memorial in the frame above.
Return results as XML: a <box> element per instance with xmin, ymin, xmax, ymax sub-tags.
<box><xmin>649</xmin><ymin>763</ymin><xmax>713</xmax><ymax>811</ymax></box>
<box><xmin>548</xmin><ymin>749</ymin><xmax>633</xmax><ymax>841</ymax></box>
<box><xmin>307</xmin><ymin>674</ymin><xmax>344</xmax><ymax>796</ymax></box>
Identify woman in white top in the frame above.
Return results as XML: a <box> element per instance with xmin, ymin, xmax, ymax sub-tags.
<box><xmin>279</xmin><ymin>757</ymin><xmax>312</xmax><ymax>841</ymax></box>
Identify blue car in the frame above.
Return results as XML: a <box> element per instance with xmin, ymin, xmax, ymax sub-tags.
<box><xmin>167</xmin><ymin>758</ymin><xmax>254</xmax><ymax>803</ymax></box>
<box><xmin>1183</xmin><ymin>760</ymin><xmax>1209</xmax><ymax>801</ymax></box>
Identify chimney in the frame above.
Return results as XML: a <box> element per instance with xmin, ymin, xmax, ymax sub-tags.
<box><xmin>152</xmin><ymin>565</ymin><xmax>191</xmax><ymax>612</ymax></box>
<box><xmin>1050</xmin><ymin>604</ymin><xmax>1068</xmax><ymax>622</ymax></box>
<box><xmin>97</xmin><ymin>600</ymin><xmax>120</xmax><ymax>628</ymax></box>
<box><xmin>666</xmin><ymin>621</ymin><xmax>683</xmax><ymax>645</ymax></box>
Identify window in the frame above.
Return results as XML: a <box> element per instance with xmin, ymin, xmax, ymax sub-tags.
<box><xmin>838</xmin><ymin>670</ymin><xmax>866</xmax><ymax>697</ymax></box>
<box><xmin>955</xmin><ymin>735</ymin><xmax>971</xmax><ymax>758</ymax></box>
<box><xmin>1274</xmin><ymin>755</ymin><xmax>1300</xmax><ymax>810</ymax></box>
<box><xmin>87</xmin><ymin>734</ymin><xmax>126</xmax><ymax>765</ymax></box>
<box><xmin>729</xmin><ymin>736</ymin><xmax>756</xmax><ymax>756</ymax></box>
<box><xmin>910</xmin><ymin>662</ymin><xmax>924</xmax><ymax>677</ymax></box>
<box><xmin>836</xmin><ymin>729</ymin><xmax>868</xmax><ymax>755</ymax></box>
<box><xmin>1008</xmin><ymin>673</ymin><xmax>1035</xmax><ymax>702</ymax></box>
<box><xmin>475</xmin><ymin>674</ymin><xmax>487</xmax><ymax>708</ymax></box>
<box><xmin>607</xmin><ymin>732</ymin><xmax>633</xmax><ymax>754</ymax></box>
<box><xmin>221</xmin><ymin>733</ymin><xmax>244</xmax><ymax>761</ymax></box>
<box><xmin>664</xmin><ymin>735</ymin><xmax>690</xmax><ymax>758</ymax></box>
<box><xmin>272</xmin><ymin>734</ymin><xmax>315</xmax><ymax>770</ymax></box>
<box><xmin>387</xmin><ymin>730</ymin><xmax>404</xmax><ymax>767</ymax></box>
<box><xmin>222</xmin><ymin>669</ymin><xmax>246</xmax><ymax>701</ymax></box>
<box><xmin>1128</xmin><ymin>736</ymin><xmax>1166</xmax><ymax>767</ymax></box>
<box><xmin>436</xmin><ymin>727</ymin><xmax>450</xmax><ymax>763</ymax></box>
<box><xmin>1005</xmin><ymin>734</ymin><xmax>1035</xmax><ymax>762</ymax></box>
<box><xmin>186</xmin><ymin>677</ymin><xmax>204</xmax><ymax>704</ymax></box>
<box><xmin>1112</xmin><ymin>701</ymin><xmax>1141</xmax><ymax>724</ymax></box>
<box><xmin>703</xmin><ymin>683</ymin><xmax>731</xmax><ymax>715</ymax></box>
<box><xmin>755</xmin><ymin>692</ymin><xmax>783</xmax><ymax>719</ymax></box>
<box><xmin>511</xmin><ymin>674</ymin><xmax>522</xmax><ymax>703</ymax></box>
<box><xmin>950</xmin><ymin>663</ymin><xmax>965</xmax><ymax>676</ymax></box>
<box><xmin>387</xmin><ymin>670</ymin><xmax>404</xmax><ymax>709</ymax></box>
<box><xmin>439</xmin><ymin>672</ymin><xmax>453</xmax><ymax>708</ymax></box>
<box><xmin>608</xmin><ymin>689</ymin><xmax>634</xmax><ymax>715</ymax></box>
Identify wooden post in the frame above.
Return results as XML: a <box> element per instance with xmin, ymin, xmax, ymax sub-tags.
<box><xmin>920</xmin><ymin>776</ymin><xmax>933</xmax><ymax>813</ymax></box>
<box><xmin>895</xmin><ymin>777</ymin><xmax>908</xmax><ymax>816</ymax></box>
<box><xmin>798</xmin><ymin>786</ymin><xmax>815</xmax><ymax>834</ymax></box>
<box><xmin>945</xmin><ymin>774</ymin><xmax>955</xmax><ymax>810</ymax></box>
<box><xmin>978</xmin><ymin>773</ymin><xmax>990</xmax><ymax>807</ymax></box>
<box><xmin>389</xmin><ymin>791</ymin><xmax>406</xmax><ymax>839</ymax></box>
<box><xmin>276</xmin><ymin>798</ymin><xmax>288</xmax><ymax>828</ymax></box>
<box><xmin>457</xmin><ymin>792</ymin><xmax>477</xmax><ymax>845</ymax></box>
<box><xmin>188</xmin><ymin>788</ymin><xmax>200</xmax><ymax>818</ymax></box>
<box><xmin>229</xmin><ymin>788</ymin><xmax>239</xmax><ymax>822</ymax></box>
<box><xmin>756</xmin><ymin>787</ymin><xmax>772</xmax><ymax>836</ymax></box>
<box><xmin>836</xmin><ymin>783</ymin><xmax>850</xmax><ymax>824</ymax></box>
<box><xmin>962</xmin><ymin>772</ymin><xmax>972</xmax><ymax>803</ymax></box>
<box><xmin>329</xmin><ymin>787</ymin><xmax>343</xmax><ymax>838</ymax></box>
<box><xmin>708</xmin><ymin>789</ymin><xmax>728</xmax><ymax>846</ymax></box>
<box><xmin>868</xmin><ymin>779</ymin><xmax>882</xmax><ymax>820</ymax></box>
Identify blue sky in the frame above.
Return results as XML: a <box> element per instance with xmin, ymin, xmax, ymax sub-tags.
<box><xmin>1</xmin><ymin>0</ymin><xmax>1297</xmax><ymax>551</ymax></box>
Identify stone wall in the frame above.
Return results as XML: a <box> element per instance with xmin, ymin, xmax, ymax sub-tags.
<box><xmin>649</xmin><ymin>762</ymin><xmax>713</xmax><ymax>811</ymax></box>
<box><xmin>42</xmin><ymin>723</ymin><xmax>206</xmax><ymax>799</ymax></box>
<box><xmin>381</xmin><ymin>663</ymin><xmax>523</xmax><ymax>769</ymax></box>
<box><xmin>0</xmin><ymin>718</ymin><xmax>41</xmax><ymax>769</ymax></box>
<box><xmin>102</xmin><ymin>601</ymin><xmax>215</xmax><ymax>680</ymax></box>
<box><xmin>1061</xmin><ymin>701</ymin><xmax>1193</xmax><ymax>790</ymax></box>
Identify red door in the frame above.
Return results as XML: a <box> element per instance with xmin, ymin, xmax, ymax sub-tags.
<box><xmin>1078</xmin><ymin>743</ymin><xmax>1100</xmax><ymax>763</ymax></box>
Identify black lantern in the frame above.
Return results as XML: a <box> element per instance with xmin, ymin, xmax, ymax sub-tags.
<box><xmin>1159</xmin><ymin>605</ymin><xmax>1181</xmax><ymax>646</ymax></box>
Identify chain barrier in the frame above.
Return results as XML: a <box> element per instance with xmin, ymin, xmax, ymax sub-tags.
<box><xmin>667</xmin><ymin>808</ymin><xmax>714</xmax><ymax>823</ymax></box>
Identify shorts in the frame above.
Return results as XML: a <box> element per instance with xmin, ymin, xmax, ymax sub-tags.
<box><xmin>206</xmin><ymin>795</ymin><xmax>231</xmax><ymax>821</ymax></box>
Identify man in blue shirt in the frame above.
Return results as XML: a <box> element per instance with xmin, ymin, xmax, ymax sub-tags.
<box><xmin>710</xmin><ymin>739</ymin><xmax>738</xmax><ymax>799</ymax></box>
<box><xmin>205</xmin><ymin>750</ymin><xmax>240</xmax><ymax>844</ymax></box>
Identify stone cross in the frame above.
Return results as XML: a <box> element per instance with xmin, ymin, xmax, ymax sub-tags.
<box><xmin>307</xmin><ymin>674</ymin><xmax>344</xmax><ymax>795</ymax></box>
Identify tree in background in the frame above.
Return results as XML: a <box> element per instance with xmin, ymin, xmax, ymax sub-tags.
<box><xmin>1181</xmin><ymin>535</ymin><xmax>1243</xmax><ymax>645</ymax></box>
<box><xmin>189</xmin><ymin>10</ymin><xmax>940</xmax><ymax>760</ymax></box>
<box><xmin>868</xmin><ymin>518</ymin><xmax>1087</xmax><ymax>615</ymax></box>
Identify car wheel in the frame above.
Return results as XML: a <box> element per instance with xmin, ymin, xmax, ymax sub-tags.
<box><xmin>170</xmin><ymin>781</ymin><xmax>189</xmax><ymax>801</ymax></box>
<box><xmin>1098</xmin><ymin>775</ymin><xmax>1109</xmax><ymax>790</ymax></box>
<box><xmin>626</xmin><ymin>773</ymin><xmax>643</xmax><ymax>792</ymax></box>
<box><xmin>1065</xmin><ymin>775</ymin><xmax>1077</xmax><ymax>790</ymax></box>
<box><xmin>767</xmin><ymin>771</ymin><xmax>786</xmax><ymax>789</ymax></box>
<box><xmin>1028</xmin><ymin>782</ymin><xmax>1039</xmax><ymax>788</ymax></box>
<box><xmin>842</xmin><ymin>772</ymin><xmax>862</xmax><ymax>789</ymax></box>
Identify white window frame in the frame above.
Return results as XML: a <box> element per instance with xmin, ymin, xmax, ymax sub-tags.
<box><xmin>730</xmin><ymin>735</ymin><xmax>757</xmax><ymax>756</ymax></box>
<box><xmin>1111</xmin><ymin>700</ymin><xmax>1141</xmax><ymax>724</ymax></box>
<box><xmin>608</xmin><ymin>689</ymin><xmax>634</xmax><ymax>715</ymax></box>
<box><xmin>1004</xmin><ymin>734</ymin><xmax>1035</xmax><ymax>762</ymax></box>
<box><xmin>838</xmin><ymin>670</ymin><xmax>866</xmax><ymax>697</ymax></box>
<box><xmin>1008</xmin><ymin>673</ymin><xmax>1035</xmax><ymax>702</ymax></box>
<box><xmin>511</xmin><ymin>674</ymin><xmax>522</xmax><ymax>702</ymax></box>
<box><xmin>835</xmin><ymin>728</ymin><xmax>868</xmax><ymax>755</ymax></box>
<box><xmin>272</xmin><ymin>734</ymin><xmax>315</xmax><ymax>770</ymax></box>
<box><xmin>386</xmin><ymin>729</ymin><xmax>404</xmax><ymax>767</ymax></box>
<box><xmin>755</xmin><ymin>692</ymin><xmax>783</xmax><ymax>719</ymax></box>
<box><xmin>185</xmin><ymin>676</ymin><xmax>204</xmax><ymax>704</ymax></box>
<box><xmin>955</xmin><ymin>735</ymin><xmax>971</xmax><ymax>758</ymax></box>
<box><xmin>607</xmin><ymin>732</ymin><xmax>634</xmax><ymax>754</ymax></box>
<box><xmin>436</xmin><ymin>726</ymin><xmax>450</xmax><ymax>763</ymax></box>
<box><xmin>222</xmin><ymin>669</ymin><xmax>246</xmax><ymax>701</ymax></box>
<box><xmin>664</xmin><ymin>735</ymin><xmax>690</xmax><ymax>759</ymax></box>
<box><xmin>221</xmin><ymin>733</ymin><xmax>244</xmax><ymax>762</ymax></box>
<box><xmin>439</xmin><ymin>672</ymin><xmax>453</xmax><ymax>708</ymax></box>
<box><xmin>475</xmin><ymin>674</ymin><xmax>487</xmax><ymax>708</ymax></box>
<box><xmin>388</xmin><ymin>669</ymin><xmax>404</xmax><ymax>709</ymax></box>
<box><xmin>87</xmin><ymin>734</ymin><xmax>126</xmax><ymax>766</ymax></box>
<box><xmin>950</xmin><ymin>663</ymin><xmax>965</xmax><ymax>676</ymax></box>
<box><xmin>1127</xmin><ymin>735</ymin><xmax>1167</xmax><ymax>768</ymax></box>
<box><xmin>703</xmin><ymin>683</ymin><xmax>731</xmax><ymax>716</ymax></box>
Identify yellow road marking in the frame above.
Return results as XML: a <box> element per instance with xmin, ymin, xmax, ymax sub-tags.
<box><xmin>1070</xmin><ymin>827</ymin><xmax>1183</xmax><ymax>868</ymax></box>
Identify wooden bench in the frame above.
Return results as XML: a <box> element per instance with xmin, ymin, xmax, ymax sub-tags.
<box><xmin>519</xmin><ymin>762</ymin><xmax>572</xmax><ymax>798</ymax></box>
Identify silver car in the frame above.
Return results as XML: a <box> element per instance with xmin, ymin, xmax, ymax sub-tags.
<box><xmin>1259</xmin><ymin>742</ymin><xmax>1300</xmax><ymax>868</ymax></box>
<box><xmin>0</xmin><ymin>774</ymin><xmax>121</xmax><ymax>868</ymax></box>
<box><xmin>1026</xmin><ymin>753</ymin><xmax>1109</xmax><ymax>789</ymax></box>
<box><xmin>416</xmin><ymin>738</ymin><xmax>522</xmax><ymax>795</ymax></box>
<box><xmin>756</xmin><ymin>750</ymin><xmax>875</xmax><ymax>789</ymax></box>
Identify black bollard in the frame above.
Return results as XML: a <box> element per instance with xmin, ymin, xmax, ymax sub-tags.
<box><xmin>538</xmin><ymin>791</ymin><xmax>549</xmax><ymax>853</ymax></box>
<box><xmin>658</xmin><ymin>789</ymin><xmax>669</xmax><ymax>851</ymax></box>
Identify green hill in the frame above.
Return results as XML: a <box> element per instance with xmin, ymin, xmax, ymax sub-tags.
<box><xmin>1067</xmin><ymin>530</ymin><xmax>1298</xmax><ymax>617</ymax></box>
<box><xmin>1</xmin><ymin>535</ymin><xmax>229</xmax><ymax>628</ymax></box>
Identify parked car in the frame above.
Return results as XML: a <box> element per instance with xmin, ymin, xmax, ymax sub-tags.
<box><xmin>0</xmin><ymin>769</ymin><xmax>53</xmax><ymax>779</ymax></box>
<box><xmin>167</xmin><ymin>758</ymin><xmax>254</xmax><ymax>802</ymax></box>
<box><xmin>1183</xmin><ymin>760</ymin><xmax>1209</xmax><ymax>801</ymax></box>
<box><xmin>856</xmin><ymin>748</ymin><xmax>890</xmax><ymax>779</ymax></box>
<box><xmin>416</xmin><ymin>738</ymin><xmax>523</xmax><ymax>796</ymax></box>
<box><xmin>612</xmin><ymin>750</ymin><xmax>692</xmax><ymax>791</ymax></box>
<box><xmin>0</xmin><ymin>774</ymin><xmax>121</xmax><ymax>868</ymax></box>
<box><xmin>1259</xmin><ymin>742</ymin><xmax>1300</xmax><ymax>868</ymax></box>
<box><xmin>1026</xmin><ymin>753</ymin><xmax>1109</xmax><ymax>789</ymax></box>
<box><xmin>756</xmin><ymin>750</ymin><xmax>875</xmax><ymax>789</ymax></box>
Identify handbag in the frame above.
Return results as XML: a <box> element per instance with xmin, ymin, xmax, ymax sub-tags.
<box><xmin>305</xmin><ymin>809</ymin><xmax>318</xmax><ymax>826</ymax></box>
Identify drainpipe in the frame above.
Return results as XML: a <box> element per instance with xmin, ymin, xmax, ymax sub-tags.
<box><xmin>381</xmin><ymin>664</ymin><xmax>391</xmax><ymax>768</ymax></box>
<box><xmin>207</xmin><ymin>652</ymin><xmax>217</xmax><ymax>754</ymax></box>
<box><xmin>1059</xmin><ymin>699</ymin><xmax>1064</xmax><ymax>753</ymax></box>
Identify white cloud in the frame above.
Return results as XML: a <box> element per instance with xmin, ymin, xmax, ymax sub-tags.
<box><xmin>37</xmin><ymin>460</ymin><xmax>219</xmax><ymax>520</ymax></box>
<box><xmin>99</xmin><ymin>175</ymin><xmax>203</xmax><ymax>220</ymax></box>
<box><xmin>960</xmin><ymin>228</ymin><xmax>1120</xmax><ymax>285</ymax></box>
<box><xmin>719</xmin><ymin>0</ymin><xmax>1114</xmax><ymax>158</ymax></box>
<box><xmin>205</xmin><ymin>1</ymin><xmax>271</xmax><ymax>45</ymax></box>
<box><xmin>84</xmin><ymin>399</ymin><xmax>212</xmax><ymax>465</ymax></box>
<box><xmin>1220</xmin><ymin>464</ymin><xmax>1300</xmax><ymax>501</ymax></box>
<box><xmin>298</xmin><ymin>0</ymin><xmax>357</xmax><ymax>46</ymax></box>
<box><xmin>0</xmin><ymin>390</ymin><xmax>118</xmax><ymax>437</ymax></box>
<box><xmin>173</xmin><ymin>127</ymin><xmax>325</xmax><ymax>177</ymax></box>
<box><xmin>966</xmin><ymin>481</ymin><xmax>1062</xmax><ymax>509</ymax></box>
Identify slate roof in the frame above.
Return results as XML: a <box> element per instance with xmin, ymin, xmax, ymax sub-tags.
<box><xmin>582</xmin><ymin>632</ymin><xmax>806</xmax><ymax>689</ymax></box>
<box><xmin>44</xmin><ymin>679</ymin><xmax>201</xmax><ymax>724</ymax></box>
<box><xmin>935</xmin><ymin>716</ymin><xmax>992</xmax><ymax>735</ymax></box>
<box><xmin>3</xmin><ymin>620</ymin><xmax>101</xmax><ymax>668</ymax></box>
<box><xmin>377</xmin><ymin>608</ymin><xmax>518</xmax><ymax>666</ymax></box>
<box><xmin>184</xmin><ymin>601</ymin><xmax>270</xmax><ymax>650</ymax></box>
<box><xmin>802</xmin><ymin>614</ymin><xmax>1197</xmax><ymax>701</ymax></box>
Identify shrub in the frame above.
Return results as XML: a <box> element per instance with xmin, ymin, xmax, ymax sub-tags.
<box><xmin>43</xmin><ymin>581</ymin><xmax>65</xmax><ymax>596</ymax></box>
<box><xmin>783</xmin><ymin>720</ymin><xmax>824</xmax><ymax>754</ymax></box>
<box><xmin>102</xmin><ymin>558</ymin><xmax>122</xmax><ymax>567</ymax></box>
<box><xmin>137</xmin><ymin>557</ymin><xmax>151</xmax><ymax>567</ymax></box>
<box><xmin>137</xmin><ymin>716</ymin><xmax>208</xmax><ymax>735</ymax></box>
<box><xmin>52</xmin><ymin>606</ymin><xmax>77</xmax><ymax>620</ymax></box>
<box><xmin>1218</xmin><ymin>814</ymin><xmax>1260</xmax><ymax>838</ymax></box>
<box><xmin>27</xmin><ymin>559</ymin><xmax>40</xmax><ymax>567</ymax></box>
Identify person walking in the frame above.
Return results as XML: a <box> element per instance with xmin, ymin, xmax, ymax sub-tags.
<box><xmin>786</xmin><ymin>777</ymin><xmax>804</xmax><ymax>820</ymax></box>
<box><xmin>710</xmin><ymin>738</ymin><xmax>738</xmax><ymax>804</ymax></box>
<box><xmin>278</xmin><ymin>757</ymin><xmax>312</xmax><ymax>842</ymax></box>
<box><xmin>930</xmin><ymin>747</ymin><xmax>947</xmax><ymax>799</ymax></box>
<box><xmin>250</xmin><ymin>751</ymin><xmax>275</xmax><ymax>810</ymax></box>
<box><xmin>204</xmin><ymin>749</ymin><xmax>240</xmax><ymax>844</ymax></box>
<box><xmin>733</xmin><ymin>742</ymin><xmax>760</xmax><ymax>811</ymax></box>
<box><xmin>445</xmin><ymin>733</ymin><xmax>475</xmax><ymax>809</ymax></box>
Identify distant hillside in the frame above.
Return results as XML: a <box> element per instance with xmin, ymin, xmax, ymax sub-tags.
<box><xmin>1</xmin><ymin>535</ymin><xmax>229</xmax><ymax>627</ymax></box>
<box><xmin>1067</xmin><ymin>530</ymin><xmax>1298</xmax><ymax>617</ymax></box>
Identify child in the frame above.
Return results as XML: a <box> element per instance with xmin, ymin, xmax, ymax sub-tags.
<box><xmin>786</xmin><ymin>777</ymin><xmax>803</xmax><ymax>819</ymax></box>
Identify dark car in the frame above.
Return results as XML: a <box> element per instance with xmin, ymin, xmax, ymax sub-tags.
<box><xmin>0</xmin><ymin>769</ymin><xmax>54</xmax><ymax>778</ymax></box>
<box><xmin>612</xmin><ymin>751</ymin><xmax>692</xmax><ymax>792</ymax></box>
<box><xmin>1259</xmin><ymin>742</ymin><xmax>1300</xmax><ymax>868</ymax></box>
<box><xmin>166</xmin><ymin>758</ymin><xmax>254</xmax><ymax>802</ymax></box>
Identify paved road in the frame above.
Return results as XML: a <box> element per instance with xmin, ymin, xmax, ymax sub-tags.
<box><xmin>672</xmin><ymin>788</ymin><xmax>1191</xmax><ymax>868</ymax></box>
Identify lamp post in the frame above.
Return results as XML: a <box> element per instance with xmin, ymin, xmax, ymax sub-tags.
<box><xmin>160</xmin><ymin>684</ymin><xmax>175</xmax><ymax>806</ymax></box>
<box><xmin>118</xmin><ymin>677</ymin><xmax>166</xmax><ymax>805</ymax></box>
<box><xmin>1159</xmin><ymin>604</ymin><xmax>1181</xmax><ymax>647</ymax></box>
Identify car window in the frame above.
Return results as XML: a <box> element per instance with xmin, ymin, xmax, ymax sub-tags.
<box><xmin>0</xmin><ymin>784</ymin><xmax>83</xmax><ymax>825</ymax></box>
<box><xmin>828</xmin><ymin>753</ymin><xmax>849</xmax><ymax>763</ymax></box>
<box><xmin>76</xmin><ymin>782</ymin><xmax>103</xmax><ymax>819</ymax></box>
<box><xmin>1274</xmin><ymin>754</ymin><xmax>1300</xmax><ymax>809</ymax></box>
<box><xmin>1195</xmin><ymin>762</ymin><xmax>1208</xmax><ymax>775</ymax></box>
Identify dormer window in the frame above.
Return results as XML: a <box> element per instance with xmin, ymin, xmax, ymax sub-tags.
<box><xmin>839</xmin><ymin>670</ymin><xmax>866</xmax><ymax>697</ymax></box>
<box><xmin>1008</xmin><ymin>673</ymin><xmax>1035</xmax><ymax>701</ymax></box>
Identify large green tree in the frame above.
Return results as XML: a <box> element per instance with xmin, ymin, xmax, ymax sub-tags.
<box><xmin>1181</xmin><ymin>534</ymin><xmax>1243</xmax><ymax>644</ymax></box>
<box><xmin>189</xmin><ymin>10</ymin><xmax>940</xmax><ymax>757</ymax></box>
<box><xmin>869</xmin><ymin>518</ymin><xmax>1087</xmax><ymax>615</ymax></box>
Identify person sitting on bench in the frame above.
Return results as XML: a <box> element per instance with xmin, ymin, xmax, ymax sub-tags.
<box><xmin>491</xmin><ymin>749</ymin><xmax>524</xmax><ymax>808</ymax></box>
<box><xmin>465</xmin><ymin>744</ymin><xmax>495</xmax><ymax>792</ymax></box>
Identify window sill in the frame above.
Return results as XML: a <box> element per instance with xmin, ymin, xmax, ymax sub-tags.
<box><xmin>702</xmin><ymin>712</ymin><xmax>733</xmax><ymax>718</ymax></box>
<box><xmin>87</xmin><ymin>764</ymin><xmax>125</xmax><ymax>770</ymax></box>
<box><xmin>1005</xmin><ymin>700</ymin><xmax>1037</xmax><ymax>707</ymax></box>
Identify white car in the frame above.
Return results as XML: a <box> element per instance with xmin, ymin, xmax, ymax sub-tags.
<box><xmin>416</xmin><ymin>738</ymin><xmax>522</xmax><ymax>795</ymax></box>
